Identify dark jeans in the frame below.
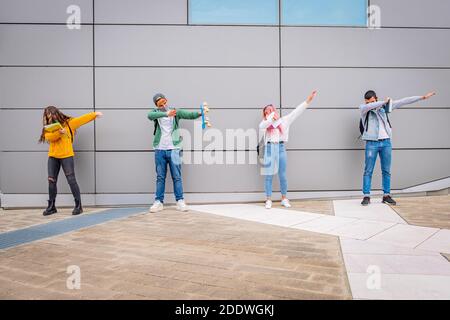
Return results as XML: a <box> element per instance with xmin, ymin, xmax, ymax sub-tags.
<box><xmin>48</xmin><ymin>156</ymin><xmax>81</xmax><ymax>202</ymax></box>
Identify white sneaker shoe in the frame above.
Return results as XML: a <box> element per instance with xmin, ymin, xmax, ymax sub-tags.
<box><xmin>149</xmin><ymin>200</ymin><xmax>163</xmax><ymax>213</ymax></box>
<box><xmin>281</xmin><ymin>199</ymin><xmax>291</xmax><ymax>208</ymax></box>
<box><xmin>265</xmin><ymin>200</ymin><xmax>272</xmax><ymax>209</ymax></box>
<box><xmin>176</xmin><ymin>199</ymin><xmax>189</xmax><ymax>212</ymax></box>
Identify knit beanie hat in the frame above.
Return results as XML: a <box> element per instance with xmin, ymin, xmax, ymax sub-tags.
<box><xmin>153</xmin><ymin>93</ymin><xmax>166</xmax><ymax>105</ymax></box>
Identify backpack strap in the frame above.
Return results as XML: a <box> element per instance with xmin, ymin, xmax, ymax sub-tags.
<box><xmin>385</xmin><ymin>112</ymin><xmax>392</xmax><ymax>128</ymax></box>
<box><xmin>364</xmin><ymin>111</ymin><xmax>371</xmax><ymax>132</ymax></box>
<box><xmin>67</xmin><ymin>123</ymin><xmax>74</xmax><ymax>143</ymax></box>
<box><xmin>153</xmin><ymin>119</ymin><xmax>158</xmax><ymax>135</ymax></box>
<box><xmin>364</xmin><ymin>109</ymin><xmax>392</xmax><ymax>134</ymax></box>
<box><xmin>152</xmin><ymin>111</ymin><xmax>179</xmax><ymax>135</ymax></box>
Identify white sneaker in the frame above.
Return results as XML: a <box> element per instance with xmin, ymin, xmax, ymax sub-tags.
<box><xmin>176</xmin><ymin>199</ymin><xmax>189</xmax><ymax>212</ymax></box>
<box><xmin>149</xmin><ymin>200</ymin><xmax>163</xmax><ymax>213</ymax></box>
<box><xmin>265</xmin><ymin>200</ymin><xmax>272</xmax><ymax>209</ymax></box>
<box><xmin>281</xmin><ymin>199</ymin><xmax>291</xmax><ymax>208</ymax></box>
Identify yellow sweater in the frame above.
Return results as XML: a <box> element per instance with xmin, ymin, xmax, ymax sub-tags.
<box><xmin>45</xmin><ymin>112</ymin><xmax>97</xmax><ymax>159</ymax></box>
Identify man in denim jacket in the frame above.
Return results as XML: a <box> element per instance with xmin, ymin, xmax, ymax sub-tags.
<box><xmin>360</xmin><ymin>90</ymin><xmax>436</xmax><ymax>206</ymax></box>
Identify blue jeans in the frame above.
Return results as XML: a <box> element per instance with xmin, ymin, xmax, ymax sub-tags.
<box><xmin>363</xmin><ymin>139</ymin><xmax>392</xmax><ymax>196</ymax></box>
<box><xmin>262</xmin><ymin>143</ymin><xmax>288</xmax><ymax>197</ymax></box>
<box><xmin>155</xmin><ymin>149</ymin><xmax>184</xmax><ymax>203</ymax></box>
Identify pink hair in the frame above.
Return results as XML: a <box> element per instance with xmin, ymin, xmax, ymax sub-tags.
<box><xmin>263</xmin><ymin>104</ymin><xmax>283</xmax><ymax>135</ymax></box>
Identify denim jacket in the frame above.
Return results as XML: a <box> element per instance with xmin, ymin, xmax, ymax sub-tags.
<box><xmin>359</xmin><ymin>96</ymin><xmax>423</xmax><ymax>141</ymax></box>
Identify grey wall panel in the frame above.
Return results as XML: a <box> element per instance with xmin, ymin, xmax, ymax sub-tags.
<box><xmin>95</xmin><ymin>67</ymin><xmax>279</xmax><ymax>108</ymax></box>
<box><xmin>182</xmin><ymin>151</ymin><xmax>264</xmax><ymax>192</ymax></box>
<box><xmin>286</xmin><ymin>150</ymin><xmax>369</xmax><ymax>191</ymax></box>
<box><xmin>95</xmin><ymin>26</ymin><xmax>279</xmax><ymax>66</ymax></box>
<box><xmin>388</xmin><ymin>110</ymin><xmax>450</xmax><ymax>149</ymax></box>
<box><xmin>95</xmin><ymin>110</ymin><xmax>154</xmax><ymax>151</ymax></box>
<box><xmin>285</xmin><ymin>109</ymin><xmax>364</xmax><ymax>150</ymax></box>
<box><xmin>0</xmin><ymin>25</ymin><xmax>93</xmax><ymax>66</ymax></box>
<box><xmin>95</xmin><ymin>109</ymin><xmax>265</xmax><ymax>151</ymax></box>
<box><xmin>389</xmin><ymin>150</ymin><xmax>450</xmax><ymax>189</ymax></box>
<box><xmin>0</xmin><ymin>109</ymin><xmax>95</xmax><ymax>152</ymax></box>
<box><xmin>95</xmin><ymin>0</ymin><xmax>187</xmax><ymax>24</ymax></box>
<box><xmin>285</xmin><ymin>109</ymin><xmax>450</xmax><ymax>150</ymax></box>
<box><xmin>0</xmin><ymin>109</ymin><xmax>2</xmax><ymax>192</ymax></box>
<box><xmin>0</xmin><ymin>67</ymin><xmax>93</xmax><ymax>108</ymax></box>
<box><xmin>1</xmin><ymin>1</ymin><xmax>449</xmax><ymax>203</ymax></box>
<box><xmin>282</xmin><ymin>68</ymin><xmax>450</xmax><ymax>108</ymax></box>
<box><xmin>95</xmin><ymin>152</ymin><xmax>154</xmax><ymax>193</ymax></box>
<box><xmin>0</xmin><ymin>152</ymin><xmax>95</xmax><ymax>193</ymax></box>
<box><xmin>372</xmin><ymin>0</ymin><xmax>450</xmax><ymax>28</ymax></box>
<box><xmin>281</xmin><ymin>27</ymin><xmax>450</xmax><ymax>67</ymax></box>
<box><xmin>0</xmin><ymin>0</ymin><xmax>93</xmax><ymax>23</ymax></box>
<box><xmin>96</xmin><ymin>151</ymin><xmax>264</xmax><ymax>193</ymax></box>
<box><xmin>286</xmin><ymin>149</ymin><xmax>450</xmax><ymax>191</ymax></box>
<box><xmin>97</xmin><ymin>149</ymin><xmax>450</xmax><ymax>194</ymax></box>
<box><xmin>180</xmin><ymin>109</ymin><xmax>265</xmax><ymax>151</ymax></box>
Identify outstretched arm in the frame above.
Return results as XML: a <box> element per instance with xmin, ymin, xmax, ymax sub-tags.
<box><xmin>68</xmin><ymin>112</ymin><xmax>101</xmax><ymax>130</ymax></box>
<box><xmin>391</xmin><ymin>91</ymin><xmax>436</xmax><ymax>110</ymax></box>
<box><xmin>176</xmin><ymin>109</ymin><xmax>202</xmax><ymax>120</ymax></box>
<box><xmin>283</xmin><ymin>90</ymin><xmax>317</xmax><ymax>126</ymax></box>
<box><xmin>147</xmin><ymin>110</ymin><xmax>168</xmax><ymax>121</ymax></box>
<box><xmin>360</xmin><ymin>100</ymin><xmax>388</xmax><ymax>117</ymax></box>
<box><xmin>259</xmin><ymin>112</ymin><xmax>277</xmax><ymax>130</ymax></box>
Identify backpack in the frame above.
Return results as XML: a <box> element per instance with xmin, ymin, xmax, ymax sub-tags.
<box><xmin>359</xmin><ymin>108</ymin><xmax>392</xmax><ymax>136</ymax></box>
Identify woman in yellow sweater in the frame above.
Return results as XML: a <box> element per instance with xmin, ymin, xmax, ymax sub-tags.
<box><xmin>38</xmin><ymin>106</ymin><xmax>102</xmax><ymax>216</ymax></box>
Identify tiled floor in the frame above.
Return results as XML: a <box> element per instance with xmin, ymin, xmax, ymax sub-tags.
<box><xmin>1</xmin><ymin>195</ymin><xmax>449</xmax><ymax>300</ymax></box>
<box><xmin>0</xmin><ymin>207</ymin><xmax>104</xmax><ymax>233</ymax></box>
<box><xmin>333</xmin><ymin>199</ymin><xmax>406</xmax><ymax>224</ymax></box>
<box><xmin>391</xmin><ymin>195</ymin><xmax>450</xmax><ymax>229</ymax></box>
<box><xmin>286</xmin><ymin>200</ymin><xmax>335</xmax><ymax>216</ymax></box>
<box><xmin>0</xmin><ymin>207</ymin><xmax>351</xmax><ymax>300</ymax></box>
<box><xmin>255</xmin><ymin>200</ymin><xmax>334</xmax><ymax>215</ymax></box>
<box><xmin>190</xmin><ymin>196</ymin><xmax>450</xmax><ymax>300</ymax></box>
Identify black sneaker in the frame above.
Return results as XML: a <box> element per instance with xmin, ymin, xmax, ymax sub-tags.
<box><xmin>382</xmin><ymin>195</ymin><xmax>397</xmax><ymax>205</ymax></box>
<box><xmin>361</xmin><ymin>196</ymin><xmax>370</xmax><ymax>206</ymax></box>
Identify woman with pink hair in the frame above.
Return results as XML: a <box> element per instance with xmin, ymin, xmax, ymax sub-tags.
<box><xmin>259</xmin><ymin>90</ymin><xmax>317</xmax><ymax>209</ymax></box>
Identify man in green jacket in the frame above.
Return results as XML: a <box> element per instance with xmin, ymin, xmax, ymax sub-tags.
<box><xmin>148</xmin><ymin>93</ymin><xmax>201</xmax><ymax>213</ymax></box>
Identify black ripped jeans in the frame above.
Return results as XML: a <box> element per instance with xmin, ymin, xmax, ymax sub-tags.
<box><xmin>48</xmin><ymin>157</ymin><xmax>81</xmax><ymax>202</ymax></box>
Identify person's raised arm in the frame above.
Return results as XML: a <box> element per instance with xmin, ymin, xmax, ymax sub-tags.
<box><xmin>391</xmin><ymin>91</ymin><xmax>436</xmax><ymax>110</ymax></box>
<box><xmin>147</xmin><ymin>109</ymin><xmax>170</xmax><ymax>121</ymax></box>
<box><xmin>259</xmin><ymin>112</ymin><xmax>276</xmax><ymax>130</ymax></box>
<box><xmin>69</xmin><ymin>112</ymin><xmax>102</xmax><ymax>130</ymax></box>
<box><xmin>176</xmin><ymin>109</ymin><xmax>202</xmax><ymax>120</ymax></box>
<box><xmin>360</xmin><ymin>99</ymin><xmax>388</xmax><ymax>117</ymax></box>
<box><xmin>283</xmin><ymin>90</ymin><xmax>317</xmax><ymax>126</ymax></box>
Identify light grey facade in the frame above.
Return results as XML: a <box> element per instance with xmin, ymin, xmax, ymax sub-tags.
<box><xmin>1</xmin><ymin>0</ymin><xmax>449</xmax><ymax>208</ymax></box>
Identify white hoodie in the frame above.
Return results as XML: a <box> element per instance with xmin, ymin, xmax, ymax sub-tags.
<box><xmin>259</xmin><ymin>101</ymin><xmax>309</xmax><ymax>144</ymax></box>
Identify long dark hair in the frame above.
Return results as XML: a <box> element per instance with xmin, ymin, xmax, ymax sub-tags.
<box><xmin>38</xmin><ymin>106</ymin><xmax>71</xmax><ymax>143</ymax></box>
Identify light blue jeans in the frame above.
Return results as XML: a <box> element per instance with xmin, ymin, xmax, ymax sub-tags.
<box><xmin>155</xmin><ymin>149</ymin><xmax>183</xmax><ymax>203</ymax></box>
<box><xmin>262</xmin><ymin>143</ymin><xmax>288</xmax><ymax>197</ymax></box>
<box><xmin>363</xmin><ymin>139</ymin><xmax>392</xmax><ymax>195</ymax></box>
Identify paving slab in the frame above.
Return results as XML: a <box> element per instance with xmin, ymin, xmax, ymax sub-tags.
<box><xmin>347</xmin><ymin>273</ymin><xmax>450</xmax><ymax>300</ymax></box>
<box><xmin>333</xmin><ymin>199</ymin><xmax>407</xmax><ymax>224</ymax></box>
<box><xmin>415</xmin><ymin>229</ymin><xmax>450</xmax><ymax>254</ymax></box>
<box><xmin>367</xmin><ymin>224</ymin><xmax>440</xmax><ymax>249</ymax></box>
